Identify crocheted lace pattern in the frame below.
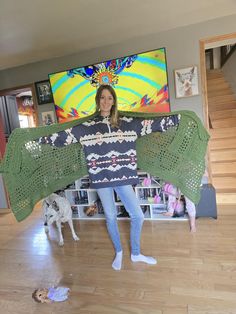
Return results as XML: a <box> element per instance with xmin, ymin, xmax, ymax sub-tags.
<box><xmin>0</xmin><ymin>110</ymin><xmax>209</xmax><ymax>222</ymax></box>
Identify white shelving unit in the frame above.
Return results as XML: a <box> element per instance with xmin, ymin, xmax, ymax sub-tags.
<box><xmin>64</xmin><ymin>172</ymin><xmax>188</xmax><ymax>221</ymax></box>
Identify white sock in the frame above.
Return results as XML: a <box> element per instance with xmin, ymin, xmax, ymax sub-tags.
<box><xmin>112</xmin><ymin>251</ymin><xmax>123</xmax><ymax>271</ymax></box>
<box><xmin>131</xmin><ymin>254</ymin><xmax>157</xmax><ymax>265</ymax></box>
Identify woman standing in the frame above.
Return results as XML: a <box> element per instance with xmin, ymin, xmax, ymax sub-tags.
<box><xmin>39</xmin><ymin>84</ymin><xmax>180</xmax><ymax>270</ymax></box>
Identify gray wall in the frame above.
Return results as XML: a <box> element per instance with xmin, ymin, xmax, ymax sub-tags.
<box><xmin>222</xmin><ymin>50</ymin><xmax>236</xmax><ymax>95</ymax></box>
<box><xmin>0</xmin><ymin>14</ymin><xmax>236</xmax><ymax>122</ymax></box>
<box><xmin>0</xmin><ymin>175</ymin><xmax>8</xmax><ymax>208</ymax></box>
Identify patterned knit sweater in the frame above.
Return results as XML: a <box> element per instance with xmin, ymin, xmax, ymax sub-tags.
<box><xmin>39</xmin><ymin>114</ymin><xmax>180</xmax><ymax>189</ymax></box>
<box><xmin>0</xmin><ymin>110</ymin><xmax>209</xmax><ymax>222</ymax></box>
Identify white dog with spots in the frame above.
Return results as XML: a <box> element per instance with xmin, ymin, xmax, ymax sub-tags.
<box><xmin>43</xmin><ymin>193</ymin><xmax>79</xmax><ymax>246</ymax></box>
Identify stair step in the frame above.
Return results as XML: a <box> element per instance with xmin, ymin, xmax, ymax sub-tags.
<box><xmin>211</xmin><ymin>117</ymin><xmax>236</xmax><ymax>128</ymax></box>
<box><xmin>207</xmin><ymin>82</ymin><xmax>227</xmax><ymax>89</ymax></box>
<box><xmin>207</xmin><ymin>76</ymin><xmax>228</xmax><ymax>81</ymax></box>
<box><xmin>206</xmin><ymin>71</ymin><xmax>224</xmax><ymax>79</ymax></box>
<box><xmin>210</xmin><ymin>149</ymin><xmax>236</xmax><ymax>162</ymax></box>
<box><xmin>212</xmin><ymin>176</ymin><xmax>236</xmax><ymax>189</ymax></box>
<box><xmin>211</xmin><ymin>162</ymin><xmax>236</xmax><ymax>175</ymax></box>
<box><xmin>207</xmin><ymin>83</ymin><xmax>228</xmax><ymax>89</ymax></box>
<box><xmin>207</xmin><ymin>80</ymin><xmax>231</xmax><ymax>92</ymax></box>
<box><xmin>208</xmin><ymin>102</ymin><xmax>236</xmax><ymax>113</ymax></box>
<box><xmin>208</xmin><ymin>94</ymin><xmax>236</xmax><ymax>105</ymax></box>
<box><xmin>207</xmin><ymin>70</ymin><xmax>236</xmax><ymax>205</ymax></box>
<box><xmin>208</xmin><ymin>95</ymin><xmax>236</xmax><ymax>103</ymax></box>
<box><xmin>208</xmin><ymin>95</ymin><xmax>236</xmax><ymax>106</ymax></box>
<box><xmin>210</xmin><ymin>138</ymin><xmax>236</xmax><ymax>150</ymax></box>
<box><xmin>208</xmin><ymin>90</ymin><xmax>235</xmax><ymax>97</ymax></box>
<box><xmin>210</xmin><ymin>126</ymin><xmax>236</xmax><ymax>139</ymax></box>
<box><xmin>216</xmin><ymin>187</ymin><xmax>236</xmax><ymax>193</ymax></box>
<box><xmin>216</xmin><ymin>193</ymin><xmax>236</xmax><ymax>205</ymax></box>
<box><xmin>210</xmin><ymin>108</ymin><xmax>236</xmax><ymax>120</ymax></box>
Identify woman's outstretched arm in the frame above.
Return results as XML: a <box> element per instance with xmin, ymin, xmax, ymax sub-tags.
<box><xmin>130</xmin><ymin>114</ymin><xmax>181</xmax><ymax>137</ymax></box>
<box><xmin>38</xmin><ymin>125</ymin><xmax>82</xmax><ymax>147</ymax></box>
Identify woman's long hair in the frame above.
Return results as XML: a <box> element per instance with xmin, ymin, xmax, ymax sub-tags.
<box><xmin>95</xmin><ymin>84</ymin><xmax>120</xmax><ymax>128</ymax></box>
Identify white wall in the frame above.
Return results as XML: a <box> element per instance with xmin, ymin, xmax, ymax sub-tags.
<box><xmin>0</xmin><ymin>14</ymin><xmax>236</xmax><ymax>121</ymax></box>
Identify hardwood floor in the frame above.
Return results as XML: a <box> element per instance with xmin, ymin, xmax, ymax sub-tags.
<box><xmin>1</xmin><ymin>207</ymin><xmax>236</xmax><ymax>314</ymax></box>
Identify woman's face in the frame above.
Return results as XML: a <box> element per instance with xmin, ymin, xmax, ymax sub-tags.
<box><xmin>99</xmin><ymin>89</ymin><xmax>114</xmax><ymax>116</ymax></box>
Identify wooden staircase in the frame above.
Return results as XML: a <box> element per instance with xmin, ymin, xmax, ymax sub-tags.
<box><xmin>207</xmin><ymin>69</ymin><xmax>236</xmax><ymax>206</ymax></box>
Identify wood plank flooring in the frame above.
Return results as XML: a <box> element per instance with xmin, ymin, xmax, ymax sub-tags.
<box><xmin>1</xmin><ymin>207</ymin><xmax>236</xmax><ymax>314</ymax></box>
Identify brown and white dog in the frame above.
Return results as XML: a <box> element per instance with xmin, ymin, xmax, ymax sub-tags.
<box><xmin>43</xmin><ymin>193</ymin><xmax>79</xmax><ymax>246</ymax></box>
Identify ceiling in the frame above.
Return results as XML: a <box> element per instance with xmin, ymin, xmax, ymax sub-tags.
<box><xmin>1</xmin><ymin>0</ymin><xmax>236</xmax><ymax>71</ymax></box>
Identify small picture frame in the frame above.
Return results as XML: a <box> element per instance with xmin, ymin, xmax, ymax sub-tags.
<box><xmin>41</xmin><ymin>111</ymin><xmax>56</xmax><ymax>126</ymax></box>
<box><xmin>35</xmin><ymin>80</ymin><xmax>53</xmax><ymax>105</ymax></box>
<box><xmin>174</xmin><ymin>66</ymin><xmax>199</xmax><ymax>98</ymax></box>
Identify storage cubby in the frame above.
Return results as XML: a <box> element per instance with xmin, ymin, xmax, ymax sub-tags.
<box><xmin>64</xmin><ymin>171</ymin><xmax>188</xmax><ymax>221</ymax></box>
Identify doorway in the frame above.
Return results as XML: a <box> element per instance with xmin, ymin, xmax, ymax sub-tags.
<box><xmin>0</xmin><ymin>84</ymin><xmax>39</xmax><ymax>210</ymax></box>
<box><xmin>199</xmin><ymin>32</ymin><xmax>236</xmax><ymax>206</ymax></box>
<box><xmin>0</xmin><ymin>84</ymin><xmax>38</xmax><ymax>142</ymax></box>
<box><xmin>199</xmin><ymin>32</ymin><xmax>236</xmax><ymax>182</ymax></box>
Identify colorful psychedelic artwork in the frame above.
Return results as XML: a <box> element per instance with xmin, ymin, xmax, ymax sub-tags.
<box><xmin>49</xmin><ymin>48</ymin><xmax>170</xmax><ymax>122</ymax></box>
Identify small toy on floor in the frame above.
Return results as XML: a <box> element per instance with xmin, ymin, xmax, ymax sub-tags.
<box><xmin>32</xmin><ymin>286</ymin><xmax>70</xmax><ymax>303</ymax></box>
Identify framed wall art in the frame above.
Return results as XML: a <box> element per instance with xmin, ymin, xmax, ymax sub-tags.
<box><xmin>41</xmin><ymin>111</ymin><xmax>56</xmax><ymax>125</ymax></box>
<box><xmin>35</xmin><ymin>80</ymin><xmax>54</xmax><ymax>105</ymax></box>
<box><xmin>174</xmin><ymin>66</ymin><xmax>199</xmax><ymax>98</ymax></box>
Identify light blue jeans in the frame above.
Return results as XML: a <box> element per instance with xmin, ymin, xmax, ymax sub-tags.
<box><xmin>96</xmin><ymin>185</ymin><xmax>144</xmax><ymax>255</ymax></box>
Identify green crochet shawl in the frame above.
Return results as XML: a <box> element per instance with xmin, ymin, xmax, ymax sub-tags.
<box><xmin>0</xmin><ymin>110</ymin><xmax>209</xmax><ymax>222</ymax></box>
